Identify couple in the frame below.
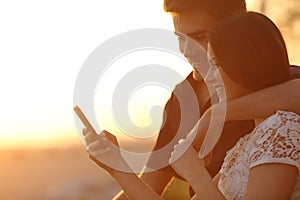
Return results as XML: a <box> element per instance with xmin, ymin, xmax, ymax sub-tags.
<box><xmin>83</xmin><ymin>0</ymin><xmax>300</xmax><ymax>199</ymax></box>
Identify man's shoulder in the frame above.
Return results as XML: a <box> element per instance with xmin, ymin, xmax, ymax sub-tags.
<box><xmin>164</xmin><ymin>71</ymin><xmax>211</xmax><ymax>118</ymax></box>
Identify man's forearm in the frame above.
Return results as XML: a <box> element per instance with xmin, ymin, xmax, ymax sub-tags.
<box><xmin>110</xmin><ymin>170</ymin><xmax>163</xmax><ymax>200</ymax></box>
<box><xmin>224</xmin><ymin>79</ymin><xmax>300</xmax><ymax>120</ymax></box>
<box><xmin>113</xmin><ymin>162</ymin><xmax>175</xmax><ymax>199</ymax></box>
<box><xmin>140</xmin><ymin>167</ymin><xmax>175</xmax><ymax>194</ymax></box>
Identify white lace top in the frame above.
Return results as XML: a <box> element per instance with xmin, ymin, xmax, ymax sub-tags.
<box><xmin>218</xmin><ymin>111</ymin><xmax>300</xmax><ymax>200</ymax></box>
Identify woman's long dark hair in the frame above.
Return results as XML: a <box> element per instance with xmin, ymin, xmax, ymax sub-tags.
<box><xmin>209</xmin><ymin>12</ymin><xmax>291</xmax><ymax>91</ymax></box>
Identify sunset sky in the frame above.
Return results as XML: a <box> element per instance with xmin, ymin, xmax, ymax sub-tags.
<box><xmin>0</xmin><ymin>0</ymin><xmax>176</xmax><ymax>150</ymax></box>
<box><xmin>0</xmin><ymin>0</ymin><xmax>298</xmax><ymax>150</ymax></box>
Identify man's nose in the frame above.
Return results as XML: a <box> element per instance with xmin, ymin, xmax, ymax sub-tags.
<box><xmin>179</xmin><ymin>37</ymin><xmax>197</xmax><ymax>58</ymax></box>
<box><xmin>204</xmin><ymin>68</ymin><xmax>215</xmax><ymax>83</ymax></box>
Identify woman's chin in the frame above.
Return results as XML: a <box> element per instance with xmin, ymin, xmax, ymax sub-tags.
<box><xmin>217</xmin><ymin>94</ymin><xmax>226</xmax><ymax>103</ymax></box>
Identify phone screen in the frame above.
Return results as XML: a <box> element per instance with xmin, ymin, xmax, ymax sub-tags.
<box><xmin>74</xmin><ymin>106</ymin><xmax>97</xmax><ymax>133</ymax></box>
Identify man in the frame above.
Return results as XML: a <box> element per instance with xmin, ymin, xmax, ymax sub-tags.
<box><xmin>111</xmin><ymin>0</ymin><xmax>300</xmax><ymax>198</ymax></box>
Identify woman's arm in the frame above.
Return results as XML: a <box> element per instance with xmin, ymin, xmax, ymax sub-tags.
<box><xmin>170</xmin><ymin>140</ymin><xmax>225</xmax><ymax>200</ymax></box>
<box><xmin>245</xmin><ymin>110</ymin><xmax>299</xmax><ymax>199</ymax></box>
<box><xmin>188</xmin><ymin>164</ymin><xmax>225</xmax><ymax>200</ymax></box>
<box><xmin>246</xmin><ymin>163</ymin><xmax>298</xmax><ymax>200</ymax></box>
<box><xmin>217</xmin><ymin>79</ymin><xmax>300</xmax><ymax>121</ymax></box>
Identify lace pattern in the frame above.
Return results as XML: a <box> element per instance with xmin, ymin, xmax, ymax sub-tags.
<box><xmin>218</xmin><ymin>111</ymin><xmax>300</xmax><ymax>200</ymax></box>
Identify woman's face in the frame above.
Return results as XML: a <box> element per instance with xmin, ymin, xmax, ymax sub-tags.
<box><xmin>205</xmin><ymin>43</ymin><xmax>226</xmax><ymax>102</ymax></box>
<box><xmin>206</xmin><ymin>43</ymin><xmax>250</xmax><ymax>101</ymax></box>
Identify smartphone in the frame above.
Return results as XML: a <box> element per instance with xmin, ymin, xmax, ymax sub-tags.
<box><xmin>74</xmin><ymin>106</ymin><xmax>119</xmax><ymax>146</ymax></box>
<box><xmin>73</xmin><ymin>106</ymin><xmax>97</xmax><ymax>134</ymax></box>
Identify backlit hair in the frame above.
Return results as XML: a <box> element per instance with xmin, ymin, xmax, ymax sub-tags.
<box><xmin>164</xmin><ymin>0</ymin><xmax>246</xmax><ymax>20</ymax></box>
<box><xmin>209</xmin><ymin>12</ymin><xmax>291</xmax><ymax>91</ymax></box>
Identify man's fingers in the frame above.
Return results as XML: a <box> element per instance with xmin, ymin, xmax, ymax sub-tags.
<box><xmin>83</xmin><ymin>129</ymin><xmax>119</xmax><ymax>149</ymax></box>
<box><xmin>85</xmin><ymin>131</ymin><xmax>101</xmax><ymax>145</ymax></box>
<box><xmin>82</xmin><ymin>127</ymin><xmax>97</xmax><ymax>136</ymax></box>
<box><xmin>82</xmin><ymin>128</ymin><xmax>88</xmax><ymax>136</ymax></box>
<box><xmin>103</xmin><ymin>130</ymin><xmax>119</xmax><ymax>147</ymax></box>
<box><xmin>88</xmin><ymin>153</ymin><xmax>105</xmax><ymax>167</ymax></box>
<box><xmin>87</xmin><ymin>140</ymin><xmax>111</xmax><ymax>155</ymax></box>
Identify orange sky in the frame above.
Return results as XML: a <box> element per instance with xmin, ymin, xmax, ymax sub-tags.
<box><xmin>0</xmin><ymin>0</ymin><xmax>299</xmax><ymax>150</ymax></box>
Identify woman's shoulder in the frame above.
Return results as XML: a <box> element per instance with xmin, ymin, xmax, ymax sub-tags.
<box><xmin>272</xmin><ymin>110</ymin><xmax>300</xmax><ymax>121</ymax></box>
<box><xmin>249</xmin><ymin>110</ymin><xmax>300</xmax><ymax>170</ymax></box>
<box><xmin>255</xmin><ymin>110</ymin><xmax>300</xmax><ymax>134</ymax></box>
<box><xmin>269</xmin><ymin>110</ymin><xmax>299</xmax><ymax>120</ymax></box>
<box><xmin>252</xmin><ymin>110</ymin><xmax>300</xmax><ymax>147</ymax></box>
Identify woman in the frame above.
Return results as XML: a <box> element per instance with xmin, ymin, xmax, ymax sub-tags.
<box><xmin>170</xmin><ymin>11</ymin><xmax>299</xmax><ymax>200</ymax></box>
<box><xmin>84</xmin><ymin>12</ymin><xmax>299</xmax><ymax>199</ymax></box>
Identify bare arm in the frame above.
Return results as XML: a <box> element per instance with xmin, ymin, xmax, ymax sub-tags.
<box><xmin>109</xmin><ymin>169</ymin><xmax>164</xmax><ymax>200</ymax></box>
<box><xmin>89</xmin><ymin>154</ymin><xmax>164</xmax><ymax>200</ymax></box>
<box><xmin>170</xmin><ymin>143</ymin><xmax>225</xmax><ymax>200</ymax></box>
<box><xmin>174</xmin><ymin>154</ymin><xmax>298</xmax><ymax>200</ymax></box>
<box><xmin>113</xmin><ymin>169</ymin><xmax>174</xmax><ymax>200</ymax></box>
<box><xmin>246</xmin><ymin>164</ymin><xmax>298</xmax><ymax>200</ymax></box>
<box><xmin>114</xmin><ymin>74</ymin><xmax>210</xmax><ymax>199</ymax></box>
<box><xmin>220</xmin><ymin>79</ymin><xmax>300</xmax><ymax>121</ymax></box>
<box><xmin>113</xmin><ymin>100</ymin><xmax>177</xmax><ymax>200</ymax></box>
<box><xmin>170</xmin><ymin>135</ymin><xmax>298</xmax><ymax>200</ymax></box>
<box><xmin>85</xmin><ymin>130</ymin><xmax>164</xmax><ymax>200</ymax></box>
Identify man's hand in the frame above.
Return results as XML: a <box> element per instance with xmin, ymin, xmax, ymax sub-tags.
<box><xmin>83</xmin><ymin>128</ymin><xmax>130</xmax><ymax>174</ymax></box>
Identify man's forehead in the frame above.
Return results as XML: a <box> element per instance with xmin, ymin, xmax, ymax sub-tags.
<box><xmin>173</xmin><ymin>13</ymin><xmax>206</xmax><ymax>34</ymax></box>
<box><xmin>172</xmin><ymin>14</ymin><xmax>184</xmax><ymax>32</ymax></box>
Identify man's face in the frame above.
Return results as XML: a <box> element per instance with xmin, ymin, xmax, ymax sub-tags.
<box><xmin>173</xmin><ymin>10</ymin><xmax>220</xmax><ymax>81</ymax></box>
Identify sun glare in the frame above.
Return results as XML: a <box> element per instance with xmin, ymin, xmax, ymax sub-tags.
<box><xmin>0</xmin><ymin>0</ymin><xmax>174</xmax><ymax>150</ymax></box>
<box><xmin>1</xmin><ymin>0</ymin><xmax>298</xmax><ymax>150</ymax></box>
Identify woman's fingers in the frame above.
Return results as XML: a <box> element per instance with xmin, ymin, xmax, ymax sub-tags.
<box><xmin>169</xmin><ymin>138</ymin><xmax>191</xmax><ymax>164</ymax></box>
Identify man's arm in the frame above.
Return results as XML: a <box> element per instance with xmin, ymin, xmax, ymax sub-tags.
<box><xmin>113</xmin><ymin>167</ymin><xmax>175</xmax><ymax>200</ymax></box>
<box><xmin>113</xmin><ymin>73</ymin><xmax>209</xmax><ymax>199</ymax></box>
<box><xmin>223</xmin><ymin>79</ymin><xmax>300</xmax><ymax>121</ymax></box>
<box><xmin>112</xmin><ymin>120</ymin><xmax>176</xmax><ymax>200</ymax></box>
<box><xmin>113</xmin><ymin>92</ymin><xmax>179</xmax><ymax>200</ymax></box>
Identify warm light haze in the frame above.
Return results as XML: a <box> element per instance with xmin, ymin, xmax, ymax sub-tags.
<box><xmin>0</xmin><ymin>0</ymin><xmax>175</xmax><ymax>150</ymax></box>
<box><xmin>0</xmin><ymin>0</ymin><xmax>299</xmax><ymax>150</ymax></box>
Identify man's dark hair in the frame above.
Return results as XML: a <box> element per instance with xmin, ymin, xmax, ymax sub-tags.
<box><xmin>164</xmin><ymin>0</ymin><xmax>246</xmax><ymax>20</ymax></box>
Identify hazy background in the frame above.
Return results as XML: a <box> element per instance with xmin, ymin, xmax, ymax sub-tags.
<box><xmin>0</xmin><ymin>0</ymin><xmax>299</xmax><ymax>199</ymax></box>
